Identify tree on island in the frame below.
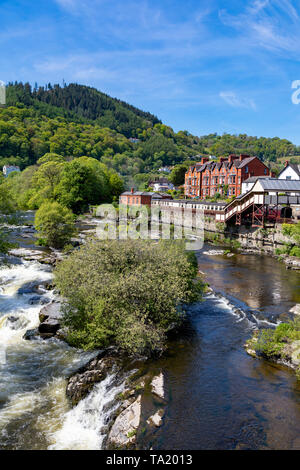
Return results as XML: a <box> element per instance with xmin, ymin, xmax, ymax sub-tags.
<box><xmin>54</xmin><ymin>239</ymin><xmax>204</xmax><ymax>356</ymax></box>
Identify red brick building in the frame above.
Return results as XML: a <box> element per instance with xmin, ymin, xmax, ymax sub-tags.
<box><xmin>185</xmin><ymin>155</ymin><xmax>271</xmax><ymax>199</ymax></box>
<box><xmin>120</xmin><ymin>189</ymin><xmax>172</xmax><ymax>206</ymax></box>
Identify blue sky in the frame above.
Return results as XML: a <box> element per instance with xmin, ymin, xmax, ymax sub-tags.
<box><xmin>2</xmin><ymin>0</ymin><xmax>300</xmax><ymax>143</ymax></box>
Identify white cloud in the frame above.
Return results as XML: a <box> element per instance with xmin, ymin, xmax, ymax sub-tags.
<box><xmin>219</xmin><ymin>0</ymin><xmax>300</xmax><ymax>56</ymax></box>
<box><xmin>219</xmin><ymin>91</ymin><xmax>257</xmax><ymax>110</ymax></box>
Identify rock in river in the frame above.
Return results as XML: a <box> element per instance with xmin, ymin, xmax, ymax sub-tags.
<box><xmin>38</xmin><ymin>301</ymin><xmax>63</xmax><ymax>336</ymax></box>
<box><xmin>151</xmin><ymin>372</ymin><xmax>165</xmax><ymax>400</ymax></box>
<box><xmin>107</xmin><ymin>395</ymin><xmax>141</xmax><ymax>448</ymax></box>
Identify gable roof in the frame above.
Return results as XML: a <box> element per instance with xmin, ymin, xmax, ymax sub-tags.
<box><xmin>278</xmin><ymin>163</ymin><xmax>300</xmax><ymax>178</ymax></box>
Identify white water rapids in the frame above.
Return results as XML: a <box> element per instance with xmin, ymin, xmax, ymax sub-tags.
<box><xmin>0</xmin><ymin>255</ymin><xmax>123</xmax><ymax>450</ymax></box>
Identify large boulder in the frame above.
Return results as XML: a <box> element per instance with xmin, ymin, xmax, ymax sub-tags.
<box><xmin>38</xmin><ymin>301</ymin><xmax>63</xmax><ymax>336</ymax></box>
<box><xmin>107</xmin><ymin>395</ymin><xmax>141</xmax><ymax>448</ymax></box>
<box><xmin>290</xmin><ymin>304</ymin><xmax>300</xmax><ymax>316</ymax></box>
<box><xmin>39</xmin><ymin>301</ymin><xmax>63</xmax><ymax>323</ymax></box>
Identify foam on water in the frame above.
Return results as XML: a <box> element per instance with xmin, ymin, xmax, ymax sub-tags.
<box><xmin>48</xmin><ymin>373</ymin><xmax>125</xmax><ymax>450</ymax></box>
<box><xmin>206</xmin><ymin>291</ymin><xmax>279</xmax><ymax>328</ymax></box>
<box><xmin>0</xmin><ymin>260</ymin><xmax>53</xmax><ymax>347</ymax></box>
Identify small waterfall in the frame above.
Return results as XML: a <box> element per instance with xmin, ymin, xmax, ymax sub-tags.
<box><xmin>48</xmin><ymin>372</ymin><xmax>125</xmax><ymax>450</ymax></box>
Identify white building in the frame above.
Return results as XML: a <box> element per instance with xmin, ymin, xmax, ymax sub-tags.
<box><xmin>241</xmin><ymin>176</ymin><xmax>277</xmax><ymax>195</ymax></box>
<box><xmin>3</xmin><ymin>165</ymin><xmax>20</xmax><ymax>177</ymax></box>
<box><xmin>149</xmin><ymin>178</ymin><xmax>174</xmax><ymax>192</ymax></box>
<box><xmin>278</xmin><ymin>162</ymin><xmax>300</xmax><ymax>181</ymax></box>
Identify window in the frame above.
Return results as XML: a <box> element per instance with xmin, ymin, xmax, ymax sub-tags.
<box><xmin>286</xmin><ymin>176</ymin><xmax>292</xmax><ymax>180</ymax></box>
<box><xmin>264</xmin><ymin>168</ymin><xmax>267</xmax><ymax>175</ymax></box>
<box><xmin>245</xmin><ymin>166</ymin><xmax>248</xmax><ymax>173</ymax></box>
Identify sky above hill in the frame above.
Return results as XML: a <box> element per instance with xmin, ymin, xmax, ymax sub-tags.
<box><xmin>2</xmin><ymin>0</ymin><xmax>300</xmax><ymax>143</ymax></box>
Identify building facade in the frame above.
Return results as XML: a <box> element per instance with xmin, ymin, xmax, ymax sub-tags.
<box><xmin>120</xmin><ymin>189</ymin><xmax>172</xmax><ymax>206</ymax></box>
<box><xmin>278</xmin><ymin>162</ymin><xmax>300</xmax><ymax>181</ymax></box>
<box><xmin>148</xmin><ymin>178</ymin><xmax>174</xmax><ymax>192</ymax></box>
<box><xmin>185</xmin><ymin>155</ymin><xmax>271</xmax><ymax>199</ymax></box>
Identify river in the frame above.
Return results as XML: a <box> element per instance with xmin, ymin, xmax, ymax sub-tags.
<box><xmin>0</xmin><ymin>218</ymin><xmax>300</xmax><ymax>450</ymax></box>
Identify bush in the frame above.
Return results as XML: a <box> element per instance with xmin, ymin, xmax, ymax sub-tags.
<box><xmin>54</xmin><ymin>239</ymin><xmax>204</xmax><ymax>356</ymax></box>
<box><xmin>254</xmin><ymin>318</ymin><xmax>300</xmax><ymax>358</ymax></box>
<box><xmin>35</xmin><ymin>201</ymin><xmax>75</xmax><ymax>249</ymax></box>
<box><xmin>254</xmin><ymin>329</ymin><xmax>285</xmax><ymax>357</ymax></box>
<box><xmin>290</xmin><ymin>246</ymin><xmax>300</xmax><ymax>258</ymax></box>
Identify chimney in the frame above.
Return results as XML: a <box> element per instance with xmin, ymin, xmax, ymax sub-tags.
<box><xmin>131</xmin><ymin>187</ymin><xmax>134</xmax><ymax>194</ymax></box>
<box><xmin>285</xmin><ymin>161</ymin><xmax>289</xmax><ymax>167</ymax></box>
<box><xmin>239</xmin><ymin>154</ymin><xmax>250</xmax><ymax>161</ymax></box>
<box><xmin>201</xmin><ymin>157</ymin><xmax>209</xmax><ymax>165</ymax></box>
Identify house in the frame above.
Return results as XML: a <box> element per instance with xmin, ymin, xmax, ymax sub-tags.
<box><xmin>241</xmin><ymin>176</ymin><xmax>277</xmax><ymax>195</ymax></box>
<box><xmin>119</xmin><ymin>189</ymin><xmax>172</xmax><ymax>206</ymax></box>
<box><xmin>3</xmin><ymin>165</ymin><xmax>20</xmax><ymax>177</ymax></box>
<box><xmin>184</xmin><ymin>154</ymin><xmax>271</xmax><ymax>199</ymax></box>
<box><xmin>158</xmin><ymin>166</ymin><xmax>171</xmax><ymax>174</ymax></box>
<box><xmin>278</xmin><ymin>162</ymin><xmax>300</xmax><ymax>181</ymax></box>
<box><xmin>148</xmin><ymin>178</ymin><xmax>174</xmax><ymax>192</ymax></box>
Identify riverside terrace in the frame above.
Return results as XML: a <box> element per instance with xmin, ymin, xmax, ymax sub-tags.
<box><xmin>152</xmin><ymin>179</ymin><xmax>300</xmax><ymax>228</ymax></box>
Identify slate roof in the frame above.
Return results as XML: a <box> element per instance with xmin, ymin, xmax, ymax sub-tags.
<box><xmin>257</xmin><ymin>179</ymin><xmax>300</xmax><ymax>191</ymax></box>
<box><xmin>243</xmin><ymin>176</ymin><xmax>276</xmax><ymax>184</ymax></box>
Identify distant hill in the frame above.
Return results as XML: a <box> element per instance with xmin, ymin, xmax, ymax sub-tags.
<box><xmin>6</xmin><ymin>82</ymin><xmax>161</xmax><ymax>138</ymax></box>
<box><xmin>1</xmin><ymin>82</ymin><xmax>300</xmax><ymax>184</ymax></box>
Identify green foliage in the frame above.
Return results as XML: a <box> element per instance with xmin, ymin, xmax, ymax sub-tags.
<box><xmin>0</xmin><ymin>154</ymin><xmax>123</xmax><ymax>214</ymax></box>
<box><xmin>200</xmin><ymin>133</ymin><xmax>299</xmax><ymax>162</ymax></box>
<box><xmin>282</xmin><ymin>223</ymin><xmax>300</xmax><ymax>245</ymax></box>
<box><xmin>0</xmin><ymin>229</ymin><xmax>16</xmax><ymax>254</ymax></box>
<box><xmin>0</xmin><ymin>185</ymin><xmax>17</xmax><ymax>214</ymax></box>
<box><xmin>54</xmin><ymin>239</ymin><xmax>204</xmax><ymax>356</ymax></box>
<box><xmin>35</xmin><ymin>201</ymin><xmax>75</xmax><ymax>249</ymax></box>
<box><xmin>254</xmin><ymin>318</ymin><xmax>300</xmax><ymax>359</ymax></box>
<box><xmin>290</xmin><ymin>246</ymin><xmax>300</xmax><ymax>258</ymax></box>
<box><xmin>254</xmin><ymin>329</ymin><xmax>285</xmax><ymax>357</ymax></box>
<box><xmin>275</xmin><ymin>224</ymin><xmax>300</xmax><ymax>258</ymax></box>
<box><xmin>169</xmin><ymin>162</ymin><xmax>193</xmax><ymax>186</ymax></box>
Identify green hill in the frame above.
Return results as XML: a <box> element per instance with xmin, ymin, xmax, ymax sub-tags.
<box><xmin>6</xmin><ymin>82</ymin><xmax>161</xmax><ymax>138</ymax></box>
<box><xmin>1</xmin><ymin>82</ymin><xmax>300</xmax><ymax>183</ymax></box>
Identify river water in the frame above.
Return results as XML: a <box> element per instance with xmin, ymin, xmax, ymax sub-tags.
<box><xmin>0</xmin><ymin>218</ymin><xmax>300</xmax><ymax>450</ymax></box>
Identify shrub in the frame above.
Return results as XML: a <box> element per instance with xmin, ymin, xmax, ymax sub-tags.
<box><xmin>290</xmin><ymin>246</ymin><xmax>300</xmax><ymax>258</ymax></box>
<box><xmin>54</xmin><ymin>239</ymin><xmax>204</xmax><ymax>356</ymax></box>
<box><xmin>35</xmin><ymin>201</ymin><xmax>75</xmax><ymax>249</ymax></box>
<box><xmin>254</xmin><ymin>318</ymin><xmax>300</xmax><ymax>358</ymax></box>
<box><xmin>254</xmin><ymin>329</ymin><xmax>285</xmax><ymax>357</ymax></box>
